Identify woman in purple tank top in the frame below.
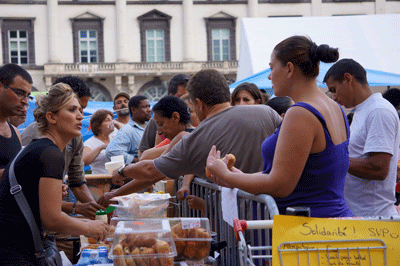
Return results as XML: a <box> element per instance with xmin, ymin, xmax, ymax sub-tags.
<box><xmin>207</xmin><ymin>35</ymin><xmax>353</xmax><ymax>218</ymax></box>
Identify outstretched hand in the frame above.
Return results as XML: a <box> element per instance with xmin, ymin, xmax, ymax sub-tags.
<box><xmin>206</xmin><ymin>146</ymin><xmax>233</xmax><ymax>188</ymax></box>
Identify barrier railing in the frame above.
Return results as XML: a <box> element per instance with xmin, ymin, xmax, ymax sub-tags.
<box><xmin>174</xmin><ymin>177</ymin><xmax>279</xmax><ymax>266</ymax></box>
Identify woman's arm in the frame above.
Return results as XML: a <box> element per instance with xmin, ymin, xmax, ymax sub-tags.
<box><xmin>161</xmin><ymin>131</ymin><xmax>190</xmax><ymax>155</ymax></box>
<box><xmin>39</xmin><ymin>178</ymin><xmax>109</xmax><ymax>241</ymax></box>
<box><xmin>140</xmin><ymin>145</ymin><xmax>169</xmax><ymax>161</ymax></box>
<box><xmin>140</xmin><ymin>131</ymin><xmax>190</xmax><ymax>160</ymax></box>
<box><xmin>82</xmin><ymin>143</ymin><xmax>107</xmax><ymax>166</ymax></box>
<box><xmin>207</xmin><ymin>107</ymin><xmax>316</xmax><ymax>197</ymax></box>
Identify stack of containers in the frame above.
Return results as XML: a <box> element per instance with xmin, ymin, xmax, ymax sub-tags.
<box><xmin>107</xmin><ymin>193</ymin><xmax>213</xmax><ymax>265</ymax></box>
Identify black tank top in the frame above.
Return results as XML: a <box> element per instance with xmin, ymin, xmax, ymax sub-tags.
<box><xmin>0</xmin><ymin>121</ymin><xmax>21</xmax><ymax>168</ymax></box>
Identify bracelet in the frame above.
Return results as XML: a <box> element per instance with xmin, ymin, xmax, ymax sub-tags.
<box><xmin>71</xmin><ymin>202</ymin><xmax>77</xmax><ymax>215</ymax></box>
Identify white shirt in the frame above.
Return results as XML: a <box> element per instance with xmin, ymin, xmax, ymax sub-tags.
<box><xmin>345</xmin><ymin>93</ymin><xmax>400</xmax><ymax>216</ymax></box>
<box><xmin>84</xmin><ymin>136</ymin><xmax>110</xmax><ymax>174</ymax></box>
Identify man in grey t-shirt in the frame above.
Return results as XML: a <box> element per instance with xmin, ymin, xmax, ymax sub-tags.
<box><xmin>98</xmin><ymin>69</ymin><xmax>281</xmax><ymax>206</ymax></box>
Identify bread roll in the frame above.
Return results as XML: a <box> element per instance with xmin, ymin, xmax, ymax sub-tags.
<box><xmin>205</xmin><ymin>153</ymin><xmax>236</xmax><ymax>178</ymax></box>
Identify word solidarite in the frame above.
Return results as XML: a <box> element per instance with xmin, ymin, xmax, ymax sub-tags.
<box><xmin>300</xmin><ymin>223</ymin><xmax>348</xmax><ymax>237</ymax></box>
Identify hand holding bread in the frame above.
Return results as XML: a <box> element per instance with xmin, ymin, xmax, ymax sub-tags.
<box><xmin>205</xmin><ymin>149</ymin><xmax>236</xmax><ymax>179</ymax></box>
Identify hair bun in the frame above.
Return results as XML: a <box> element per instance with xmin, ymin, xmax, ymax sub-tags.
<box><xmin>309</xmin><ymin>42</ymin><xmax>319</xmax><ymax>64</ymax></box>
<box><xmin>316</xmin><ymin>44</ymin><xmax>339</xmax><ymax>63</ymax></box>
<box><xmin>310</xmin><ymin>43</ymin><xmax>339</xmax><ymax>64</ymax></box>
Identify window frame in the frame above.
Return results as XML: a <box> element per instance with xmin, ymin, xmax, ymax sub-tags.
<box><xmin>8</xmin><ymin>29</ymin><xmax>29</xmax><ymax>65</ymax></box>
<box><xmin>78</xmin><ymin>29</ymin><xmax>99</xmax><ymax>63</ymax></box>
<box><xmin>205</xmin><ymin>17</ymin><xmax>236</xmax><ymax>61</ymax></box>
<box><xmin>71</xmin><ymin>17</ymin><xmax>104</xmax><ymax>63</ymax></box>
<box><xmin>0</xmin><ymin>18</ymin><xmax>35</xmax><ymax>65</ymax></box>
<box><xmin>146</xmin><ymin>29</ymin><xmax>166</xmax><ymax>63</ymax></box>
<box><xmin>138</xmin><ymin>9</ymin><xmax>171</xmax><ymax>63</ymax></box>
<box><xmin>211</xmin><ymin>28</ymin><xmax>231</xmax><ymax>61</ymax></box>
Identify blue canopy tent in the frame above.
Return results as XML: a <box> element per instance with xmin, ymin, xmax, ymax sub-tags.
<box><xmin>18</xmin><ymin>100</ymin><xmax>115</xmax><ymax>142</ymax></box>
<box><xmin>18</xmin><ymin>100</ymin><xmax>157</xmax><ymax>171</ymax></box>
<box><xmin>18</xmin><ymin>100</ymin><xmax>157</xmax><ymax>142</ymax></box>
<box><xmin>229</xmin><ymin>62</ymin><xmax>400</xmax><ymax>96</ymax></box>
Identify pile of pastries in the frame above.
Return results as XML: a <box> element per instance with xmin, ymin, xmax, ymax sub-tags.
<box><xmin>171</xmin><ymin>222</ymin><xmax>212</xmax><ymax>260</ymax></box>
<box><xmin>112</xmin><ymin>233</ymin><xmax>174</xmax><ymax>266</ymax></box>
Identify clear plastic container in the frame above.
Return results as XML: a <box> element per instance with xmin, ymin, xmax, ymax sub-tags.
<box><xmin>108</xmin><ymin>216</ymin><xmax>135</xmax><ymax>241</ymax></box>
<box><xmin>110</xmin><ymin>193</ymin><xmax>171</xmax><ymax>218</ymax></box>
<box><xmin>168</xmin><ymin>218</ymin><xmax>213</xmax><ymax>261</ymax></box>
<box><xmin>109</xmin><ymin>219</ymin><xmax>177</xmax><ymax>266</ymax></box>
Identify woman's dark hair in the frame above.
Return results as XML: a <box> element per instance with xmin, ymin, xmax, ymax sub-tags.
<box><xmin>152</xmin><ymin>95</ymin><xmax>191</xmax><ymax>124</ymax></box>
<box><xmin>273</xmin><ymin>35</ymin><xmax>339</xmax><ymax>78</ymax></box>
<box><xmin>266</xmin><ymin>96</ymin><xmax>293</xmax><ymax>115</ymax></box>
<box><xmin>53</xmin><ymin>76</ymin><xmax>91</xmax><ymax>98</ymax></box>
<box><xmin>90</xmin><ymin>109</ymin><xmax>114</xmax><ymax>136</ymax></box>
<box><xmin>231</xmin><ymin>83</ymin><xmax>265</xmax><ymax>105</ymax></box>
<box><xmin>382</xmin><ymin>88</ymin><xmax>400</xmax><ymax>108</ymax></box>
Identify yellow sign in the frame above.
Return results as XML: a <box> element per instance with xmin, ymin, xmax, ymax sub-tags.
<box><xmin>272</xmin><ymin>215</ymin><xmax>400</xmax><ymax>266</ymax></box>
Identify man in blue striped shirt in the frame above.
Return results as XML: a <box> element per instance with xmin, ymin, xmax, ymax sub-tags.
<box><xmin>106</xmin><ymin>95</ymin><xmax>151</xmax><ymax>164</ymax></box>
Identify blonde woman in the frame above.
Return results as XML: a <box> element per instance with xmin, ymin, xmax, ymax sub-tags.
<box><xmin>0</xmin><ymin>83</ymin><xmax>109</xmax><ymax>265</ymax></box>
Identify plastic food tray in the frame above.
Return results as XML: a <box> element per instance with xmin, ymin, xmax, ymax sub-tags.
<box><xmin>168</xmin><ymin>218</ymin><xmax>213</xmax><ymax>261</ymax></box>
<box><xmin>109</xmin><ymin>219</ymin><xmax>177</xmax><ymax>266</ymax></box>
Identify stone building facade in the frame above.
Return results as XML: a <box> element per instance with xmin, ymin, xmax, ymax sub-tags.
<box><xmin>1</xmin><ymin>0</ymin><xmax>399</xmax><ymax>101</ymax></box>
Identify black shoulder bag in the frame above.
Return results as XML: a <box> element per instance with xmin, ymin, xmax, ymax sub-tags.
<box><xmin>8</xmin><ymin>149</ymin><xmax>62</xmax><ymax>266</ymax></box>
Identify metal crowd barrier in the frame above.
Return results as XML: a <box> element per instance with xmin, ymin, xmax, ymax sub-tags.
<box><xmin>174</xmin><ymin>177</ymin><xmax>279</xmax><ymax>266</ymax></box>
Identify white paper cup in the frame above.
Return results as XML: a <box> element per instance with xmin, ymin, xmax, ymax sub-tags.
<box><xmin>105</xmin><ymin>160</ymin><xmax>124</xmax><ymax>175</ymax></box>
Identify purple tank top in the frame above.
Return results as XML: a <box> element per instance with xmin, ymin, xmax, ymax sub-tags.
<box><xmin>261</xmin><ymin>102</ymin><xmax>353</xmax><ymax>217</ymax></box>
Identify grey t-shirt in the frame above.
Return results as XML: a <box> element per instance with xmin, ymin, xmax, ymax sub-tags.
<box><xmin>154</xmin><ymin>105</ymin><xmax>282</xmax><ymax>181</ymax></box>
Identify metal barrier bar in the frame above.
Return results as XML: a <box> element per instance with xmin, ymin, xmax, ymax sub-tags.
<box><xmin>174</xmin><ymin>177</ymin><xmax>279</xmax><ymax>266</ymax></box>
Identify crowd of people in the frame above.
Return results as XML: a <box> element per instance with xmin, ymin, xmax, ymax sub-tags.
<box><xmin>0</xmin><ymin>34</ymin><xmax>399</xmax><ymax>264</ymax></box>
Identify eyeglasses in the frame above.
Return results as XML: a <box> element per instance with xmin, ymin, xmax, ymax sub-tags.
<box><xmin>4</xmin><ymin>85</ymin><xmax>33</xmax><ymax>101</ymax></box>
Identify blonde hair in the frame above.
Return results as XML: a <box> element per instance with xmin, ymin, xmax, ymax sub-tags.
<box><xmin>34</xmin><ymin>83</ymin><xmax>76</xmax><ymax>133</ymax></box>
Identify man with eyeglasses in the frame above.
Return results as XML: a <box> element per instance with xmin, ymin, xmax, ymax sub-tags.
<box><xmin>0</xmin><ymin>63</ymin><xmax>33</xmax><ymax>179</ymax></box>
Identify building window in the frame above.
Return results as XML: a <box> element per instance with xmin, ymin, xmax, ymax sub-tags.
<box><xmin>9</xmin><ymin>30</ymin><xmax>29</xmax><ymax>64</ymax></box>
<box><xmin>205</xmin><ymin>13</ymin><xmax>236</xmax><ymax>61</ymax></box>
<box><xmin>146</xmin><ymin>29</ymin><xmax>165</xmax><ymax>62</ymax></box>
<box><xmin>71</xmin><ymin>12</ymin><xmax>104</xmax><ymax>63</ymax></box>
<box><xmin>138</xmin><ymin>77</ymin><xmax>168</xmax><ymax>102</ymax></box>
<box><xmin>143</xmin><ymin>86</ymin><xmax>167</xmax><ymax>101</ymax></box>
<box><xmin>212</xmin><ymin>28</ymin><xmax>230</xmax><ymax>61</ymax></box>
<box><xmin>1</xmin><ymin>18</ymin><xmax>35</xmax><ymax>65</ymax></box>
<box><xmin>138</xmin><ymin>9</ymin><xmax>171</xmax><ymax>63</ymax></box>
<box><xmin>79</xmin><ymin>30</ymin><xmax>98</xmax><ymax>63</ymax></box>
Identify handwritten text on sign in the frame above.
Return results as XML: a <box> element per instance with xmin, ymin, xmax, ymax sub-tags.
<box><xmin>272</xmin><ymin>215</ymin><xmax>400</xmax><ymax>266</ymax></box>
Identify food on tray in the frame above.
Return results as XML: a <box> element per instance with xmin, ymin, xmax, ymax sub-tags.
<box><xmin>205</xmin><ymin>153</ymin><xmax>236</xmax><ymax>178</ymax></box>
<box><xmin>170</xmin><ymin>221</ymin><xmax>212</xmax><ymax>260</ymax></box>
<box><xmin>153</xmin><ymin>240</ymin><xmax>174</xmax><ymax>266</ymax></box>
<box><xmin>112</xmin><ymin>234</ymin><xmax>174</xmax><ymax>266</ymax></box>
<box><xmin>132</xmin><ymin>247</ymin><xmax>146</xmax><ymax>266</ymax></box>
<box><xmin>113</xmin><ymin>244</ymin><xmax>127</xmax><ymax>266</ymax></box>
<box><xmin>125</xmin><ymin>247</ymin><xmax>136</xmax><ymax>266</ymax></box>
<box><xmin>171</xmin><ymin>222</ymin><xmax>188</xmax><ymax>238</ymax></box>
<box><xmin>140</xmin><ymin>247</ymin><xmax>159</xmax><ymax>266</ymax></box>
<box><xmin>109</xmin><ymin>225</ymin><xmax>117</xmax><ymax>238</ymax></box>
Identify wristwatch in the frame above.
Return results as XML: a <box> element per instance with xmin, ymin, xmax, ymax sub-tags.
<box><xmin>71</xmin><ymin>202</ymin><xmax>77</xmax><ymax>215</ymax></box>
<box><xmin>118</xmin><ymin>164</ymin><xmax>128</xmax><ymax>178</ymax></box>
